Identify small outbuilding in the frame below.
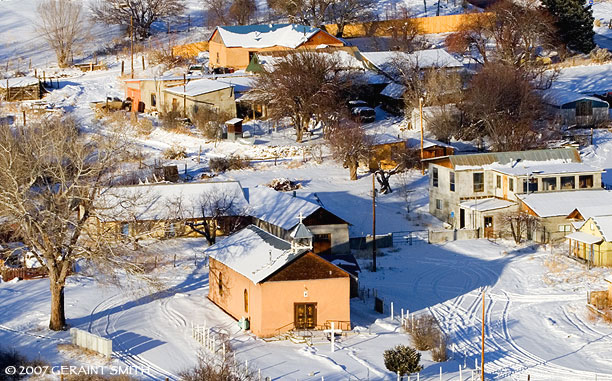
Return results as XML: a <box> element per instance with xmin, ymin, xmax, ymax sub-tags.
<box><xmin>542</xmin><ymin>89</ymin><xmax>609</xmax><ymax>128</ymax></box>
<box><xmin>0</xmin><ymin>77</ymin><xmax>42</xmax><ymax>101</ymax></box>
<box><xmin>207</xmin><ymin>224</ymin><xmax>351</xmax><ymax>337</ymax></box>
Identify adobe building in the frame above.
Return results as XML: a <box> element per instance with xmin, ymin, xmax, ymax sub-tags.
<box><xmin>206</xmin><ymin>223</ymin><xmax>351</xmax><ymax>337</ymax></box>
<box><xmin>208</xmin><ymin>24</ymin><xmax>345</xmax><ymax>71</ymax></box>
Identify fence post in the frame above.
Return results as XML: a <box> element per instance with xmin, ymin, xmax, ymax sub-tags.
<box><xmin>390</xmin><ymin>302</ymin><xmax>394</xmax><ymax>320</ymax></box>
<box><xmin>439</xmin><ymin>366</ymin><xmax>442</xmax><ymax>381</ymax></box>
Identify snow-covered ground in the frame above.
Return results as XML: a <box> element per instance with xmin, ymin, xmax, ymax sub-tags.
<box><xmin>3</xmin><ymin>237</ymin><xmax>612</xmax><ymax>380</ymax></box>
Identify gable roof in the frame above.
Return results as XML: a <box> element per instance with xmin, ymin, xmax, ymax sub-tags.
<box><xmin>247</xmin><ymin>187</ymin><xmax>322</xmax><ymax>230</ymax></box>
<box><xmin>518</xmin><ymin>190</ymin><xmax>612</xmax><ymax>218</ymax></box>
<box><xmin>433</xmin><ymin>148</ymin><xmax>581</xmax><ymax>170</ymax></box>
<box><xmin>206</xmin><ymin>225</ymin><xmax>304</xmax><ymax>283</ymax></box>
<box><xmin>96</xmin><ymin>181</ymin><xmax>249</xmax><ymax>222</ymax></box>
<box><xmin>567</xmin><ymin>205</ymin><xmax>612</xmax><ymax>220</ymax></box>
<box><xmin>589</xmin><ymin>215</ymin><xmax>612</xmax><ymax>242</ymax></box>
<box><xmin>210</xmin><ymin>24</ymin><xmax>339</xmax><ymax>49</ymax></box>
<box><xmin>541</xmin><ymin>88</ymin><xmax>609</xmax><ymax>108</ymax></box>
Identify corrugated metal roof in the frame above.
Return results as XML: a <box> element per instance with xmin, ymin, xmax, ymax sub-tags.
<box><xmin>449</xmin><ymin>148</ymin><xmax>580</xmax><ymax>168</ymax></box>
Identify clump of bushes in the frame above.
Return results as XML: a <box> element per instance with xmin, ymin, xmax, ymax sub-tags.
<box><xmin>192</xmin><ymin>107</ymin><xmax>229</xmax><ymax>140</ymax></box>
<box><xmin>406</xmin><ymin>314</ymin><xmax>448</xmax><ymax>362</ymax></box>
<box><xmin>590</xmin><ymin>47</ymin><xmax>612</xmax><ymax>64</ymax></box>
<box><xmin>160</xmin><ymin>105</ymin><xmax>185</xmax><ymax>131</ymax></box>
<box><xmin>383</xmin><ymin>344</ymin><xmax>423</xmax><ymax>376</ymax></box>
<box><xmin>209</xmin><ymin>155</ymin><xmax>248</xmax><ymax>172</ymax></box>
<box><xmin>162</xmin><ymin>145</ymin><xmax>187</xmax><ymax>160</ymax></box>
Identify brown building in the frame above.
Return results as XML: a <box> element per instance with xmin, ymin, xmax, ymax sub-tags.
<box><xmin>208</xmin><ymin>24</ymin><xmax>344</xmax><ymax>70</ymax></box>
<box><xmin>207</xmin><ymin>224</ymin><xmax>351</xmax><ymax>337</ymax></box>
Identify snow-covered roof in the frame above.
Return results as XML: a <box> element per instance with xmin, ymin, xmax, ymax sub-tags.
<box><xmin>541</xmin><ymin>89</ymin><xmax>608</xmax><ymax>107</ymax></box>
<box><xmin>206</xmin><ymin>225</ymin><xmax>305</xmax><ymax>283</ymax></box>
<box><xmin>226</xmin><ymin>117</ymin><xmax>243</xmax><ymax>124</ymax></box>
<box><xmin>590</xmin><ymin>215</ymin><xmax>612</xmax><ymax>242</ymax></box>
<box><xmin>213</xmin><ymin>24</ymin><xmax>324</xmax><ymax>49</ymax></box>
<box><xmin>551</xmin><ymin>63</ymin><xmax>612</xmax><ymax>96</ymax></box>
<box><xmin>569</xmin><ymin>205</ymin><xmax>612</xmax><ymax>220</ymax></box>
<box><xmin>565</xmin><ymin>231</ymin><xmax>603</xmax><ymax>245</ymax></box>
<box><xmin>164</xmin><ymin>78</ymin><xmax>232</xmax><ymax>97</ymax></box>
<box><xmin>255</xmin><ymin>49</ymin><xmax>365</xmax><ymax>72</ymax></box>
<box><xmin>518</xmin><ymin>190</ymin><xmax>612</xmax><ymax>218</ymax></box>
<box><xmin>247</xmin><ymin>187</ymin><xmax>321</xmax><ymax>230</ymax></box>
<box><xmin>361</xmin><ymin>49</ymin><xmax>463</xmax><ymax>75</ymax></box>
<box><xmin>215</xmin><ymin>76</ymin><xmax>255</xmax><ymax>93</ymax></box>
<box><xmin>605</xmin><ymin>274</ymin><xmax>612</xmax><ymax>283</ymax></box>
<box><xmin>459</xmin><ymin>198</ymin><xmax>515</xmax><ymax>212</ymax></box>
<box><xmin>96</xmin><ymin>181</ymin><xmax>249</xmax><ymax>222</ymax></box>
<box><xmin>489</xmin><ymin>162</ymin><xmax>602</xmax><ymax>176</ymax></box>
<box><xmin>380</xmin><ymin>82</ymin><xmax>406</xmax><ymax>99</ymax></box>
<box><xmin>371</xmin><ymin>133</ymin><xmax>404</xmax><ymax>145</ymax></box>
<box><xmin>406</xmin><ymin>137</ymin><xmax>454</xmax><ymax>150</ymax></box>
<box><xmin>0</xmin><ymin>77</ymin><xmax>39</xmax><ymax>88</ymax></box>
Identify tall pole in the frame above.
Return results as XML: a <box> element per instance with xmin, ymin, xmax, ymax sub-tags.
<box><xmin>130</xmin><ymin>15</ymin><xmax>134</xmax><ymax>79</ymax></box>
<box><xmin>419</xmin><ymin>97</ymin><xmax>424</xmax><ymax>175</ymax></box>
<box><xmin>372</xmin><ymin>174</ymin><xmax>377</xmax><ymax>272</ymax></box>
<box><xmin>481</xmin><ymin>289</ymin><xmax>485</xmax><ymax>381</ymax></box>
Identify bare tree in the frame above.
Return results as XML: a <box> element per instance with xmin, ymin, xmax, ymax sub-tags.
<box><xmin>36</xmin><ymin>0</ymin><xmax>85</xmax><ymax>68</ymax></box>
<box><xmin>327</xmin><ymin>119</ymin><xmax>372</xmax><ymax>180</ymax></box>
<box><xmin>249</xmin><ymin>51</ymin><xmax>353</xmax><ymax>143</ymax></box>
<box><xmin>203</xmin><ymin>0</ymin><xmax>256</xmax><ymax>26</ymax></box>
<box><xmin>91</xmin><ymin>0</ymin><xmax>185</xmax><ymax>39</ymax></box>
<box><xmin>185</xmin><ymin>188</ymin><xmax>248</xmax><ymax>245</ymax></box>
<box><xmin>500</xmin><ymin>210</ymin><xmax>539</xmax><ymax>244</ymax></box>
<box><xmin>228</xmin><ymin>0</ymin><xmax>257</xmax><ymax>25</ymax></box>
<box><xmin>0</xmin><ymin>117</ymin><xmax>143</xmax><ymax>330</ymax></box>
<box><xmin>461</xmin><ymin>62</ymin><xmax>544</xmax><ymax>152</ymax></box>
<box><xmin>267</xmin><ymin>0</ymin><xmax>331</xmax><ymax>26</ymax></box>
<box><xmin>375</xmin><ymin>165</ymin><xmax>400</xmax><ymax>194</ymax></box>
<box><xmin>325</xmin><ymin>0</ymin><xmax>375</xmax><ymax>37</ymax></box>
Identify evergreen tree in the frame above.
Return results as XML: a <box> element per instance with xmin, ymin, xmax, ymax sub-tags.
<box><xmin>541</xmin><ymin>0</ymin><xmax>595</xmax><ymax>53</ymax></box>
<box><xmin>383</xmin><ymin>345</ymin><xmax>423</xmax><ymax>376</ymax></box>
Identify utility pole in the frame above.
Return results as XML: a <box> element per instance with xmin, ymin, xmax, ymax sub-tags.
<box><xmin>419</xmin><ymin>97</ymin><xmax>424</xmax><ymax>175</ymax></box>
<box><xmin>130</xmin><ymin>15</ymin><xmax>134</xmax><ymax>79</ymax></box>
<box><xmin>481</xmin><ymin>289</ymin><xmax>485</xmax><ymax>381</ymax></box>
<box><xmin>372</xmin><ymin>174</ymin><xmax>377</xmax><ymax>272</ymax></box>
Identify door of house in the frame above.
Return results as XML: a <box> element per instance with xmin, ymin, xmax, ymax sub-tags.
<box><xmin>484</xmin><ymin>216</ymin><xmax>493</xmax><ymax>238</ymax></box>
<box><xmin>294</xmin><ymin>303</ymin><xmax>317</xmax><ymax>329</ymax></box>
<box><xmin>460</xmin><ymin>209</ymin><xmax>465</xmax><ymax>229</ymax></box>
<box><xmin>313</xmin><ymin>234</ymin><xmax>331</xmax><ymax>254</ymax></box>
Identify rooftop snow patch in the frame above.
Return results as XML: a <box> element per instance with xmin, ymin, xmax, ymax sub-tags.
<box><xmin>0</xmin><ymin>77</ymin><xmax>39</xmax><ymax>88</ymax></box>
<box><xmin>96</xmin><ymin>181</ymin><xmax>249</xmax><ymax>222</ymax></box>
<box><xmin>488</xmin><ymin>162</ymin><xmax>602</xmax><ymax>176</ymax></box>
<box><xmin>247</xmin><ymin>187</ymin><xmax>321</xmax><ymax>230</ymax></box>
<box><xmin>361</xmin><ymin>49</ymin><xmax>463</xmax><ymax>77</ymax></box>
<box><xmin>565</xmin><ymin>231</ymin><xmax>603</xmax><ymax>245</ymax></box>
<box><xmin>164</xmin><ymin>78</ymin><xmax>232</xmax><ymax>97</ymax></box>
<box><xmin>206</xmin><ymin>225</ymin><xmax>305</xmax><ymax>283</ymax></box>
<box><xmin>590</xmin><ymin>215</ymin><xmax>612</xmax><ymax>242</ymax></box>
<box><xmin>371</xmin><ymin>133</ymin><xmax>404</xmax><ymax>145</ymax></box>
<box><xmin>541</xmin><ymin>88</ymin><xmax>609</xmax><ymax>107</ymax></box>
<box><xmin>406</xmin><ymin>137</ymin><xmax>454</xmax><ymax>150</ymax></box>
<box><xmin>214</xmin><ymin>24</ymin><xmax>322</xmax><ymax>49</ymax></box>
<box><xmin>380</xmin><ymin>82</ymin><xmax>406</xmax><ymax>99</ymax></box>
<box><xmin>551</xmin><ymin>63</ymin><xmax>612</xmax><ymax>96</ymax></box>
<box><xmin>459</xmin><ymin>198</ymin><xmax>515</xmax><ymax>212</ymax></box>
<box><xmin>518</xmin><ymin>190</ymin><xmax>612</xmax><ymax>218</ymax></box>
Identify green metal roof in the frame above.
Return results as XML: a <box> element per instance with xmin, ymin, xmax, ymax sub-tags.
<box><xmin>448</xmin><ymin>147</ymin><xmax>581</xmax><ymax>168</ymax></box>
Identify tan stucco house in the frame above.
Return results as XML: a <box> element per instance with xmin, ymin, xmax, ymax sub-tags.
<box><xmin>206</xmin><ymin>224</ymin><xmax>351</xmax><ymax>337</ymax></box>
<box><xmin>208</xmin><ymin>24</ymin><xmax>345</xmax><ymax>70</ymax></box>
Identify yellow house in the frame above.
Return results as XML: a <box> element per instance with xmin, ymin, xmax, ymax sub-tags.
<box><xmin>208</xmin><ymin>24</ymin><xmax>345</xmax><ymax>70</ymax></box>
<box><xmin>207</xmin><ymin>224</ymin><xmax>351</xmax><ymax>337</ymax></box>
<box><xmin>566</xmin><ymin>215</ymin><xmax>612</xmax><ymax>267</ymax></box>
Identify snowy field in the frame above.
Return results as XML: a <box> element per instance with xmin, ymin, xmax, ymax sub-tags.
<box><xmin>2</xmin><ymin>237</ymin><xmax>612</xmax><ymax>380</ymax></box>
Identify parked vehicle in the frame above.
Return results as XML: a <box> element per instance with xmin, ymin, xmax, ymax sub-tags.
<box><xmin>351</xmin><ymin>106</ymin><xmax>376</xmax><ymax>123</ymax></box>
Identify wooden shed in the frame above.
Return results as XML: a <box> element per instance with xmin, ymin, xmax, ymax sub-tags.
<box><xmin>0</xmin><ymin>77</ymin><xmax>42</xmax><ymax>101</ymax></box>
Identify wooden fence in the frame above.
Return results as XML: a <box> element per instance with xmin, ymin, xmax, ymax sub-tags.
<box><xmin>1</xmin><ymin>267</ymin><xmax>47</xmax><ymax>282</ymax></box>
<box><xmin>323</xmin><ymin>12</ymin><xmax>494</xmax><ymax>37</ymax></box>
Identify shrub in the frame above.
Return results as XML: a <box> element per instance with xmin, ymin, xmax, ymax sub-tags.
<box><xmin>383</xmin><ymin>345</ymin><xmax>423</xmax><ymax>376</ymax></box>
<box><xmin>209</xmin><ymin>155</ymin><xmax>248</xmax><ymax>173</ymax></box>
<box><xmin>0</xmin><ymin>347</ymin><xmax>50</xmax><ymax>380</ymax></box>
<box><xmin>162</xmin><ymin>145</ymin><xmax>187</xmax><ymax>160</ymax></box>
<box><xmin>134</xmin><ymin>117</ymin><xmax>154</xmax><ymax>136</ymax></box>
<box><xmin>180</xmin><ymin>350</ymin><xmax>254</xmax><ymax>381</ymax></box>
<box><xmin>408</xmin><ymin>314</ymin><xmax>441</xmax><ymax>351</ymax></box>
<box><xmin>431</xmin><ymin>335</ymin><xmax>448</xmax><ymax>362</ymax></box>
<box><xmin>160</xmin><ymin>105</ymin><xmax>184</xmax><ymax>131</ymax></box>
<box><xmin>192</xmin><ymin>107</ymin><xmax>229</xmax><ymax>139</ymax></box>
<box><xmin>590</xmin><ymin>48</ymin><xmax>612</xmax><ymax>64</ymax></box>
